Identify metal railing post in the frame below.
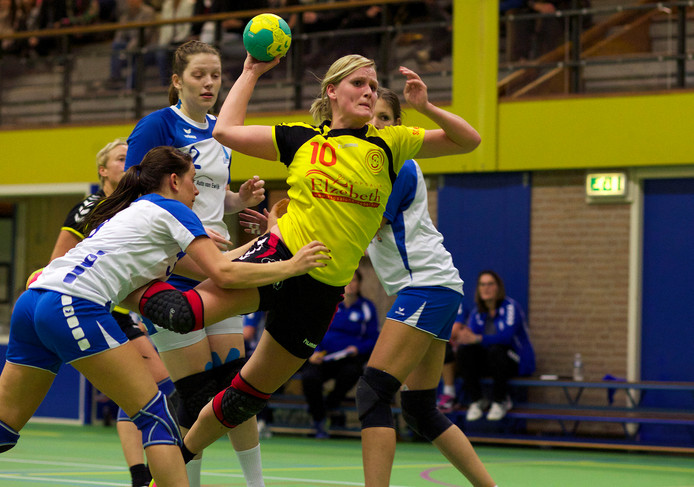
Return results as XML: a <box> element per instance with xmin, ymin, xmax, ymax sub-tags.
<box><xmin>134</xmin><ymin>27</ymin><xmax>146</xmax><ymax>119</ymax></box>
<box><xmin>60</xmin><ymin>35</ymin><xmax>72</xmax><ymax>124</ymax></box>
<box><xmin>676</xmin><ymin>5</ymin><xmax>687</xmax><ymax>88</ymax></box>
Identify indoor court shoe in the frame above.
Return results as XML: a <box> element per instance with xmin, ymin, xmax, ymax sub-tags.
<box><xmin>314</xmin><ymin>420</ymin><xmax>329</xmax><ymax>439</ymax></box>
<box><xmin>487</xmin><ymin>397</ymin><xmax>513</xmax><ymax>421</ymax></box>
<box><xmin>465</xmin><ymin>399</ymin><xmax>486</xmax><ymax>421</ymax></box>
<box><xmin>437</xmin><ymin>393</ymin><xmax>455</xmax><ymax>412</ymax></box>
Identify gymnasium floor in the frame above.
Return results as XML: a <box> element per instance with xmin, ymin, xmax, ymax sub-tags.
<box><xmin>1</xmin><ymin>422</ymin><xmax>693</xmax><ymax>486</ymax></box>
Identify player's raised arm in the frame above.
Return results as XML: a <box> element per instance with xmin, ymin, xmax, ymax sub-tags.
<box><xmin>400</xmin><ymin>66</ymin><xmax>481</xmax><ymax>158</ymax></box>
<box><xmin>213</xmin><ymin>54</ymin><xmax>279</xmax><ymax>160</ymax></box>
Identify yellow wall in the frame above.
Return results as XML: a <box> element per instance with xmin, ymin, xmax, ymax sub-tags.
<box><xmin>2</xmin><ymin>3</ymin><xmax>693</xmax><ymax>189</ymax></box>
<box><xmin>499</xmin><ymin>93</ymin><xmax>694</xmax><ymax>170</ymax></box>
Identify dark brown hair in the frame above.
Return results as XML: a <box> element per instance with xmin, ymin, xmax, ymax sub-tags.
<box><xmin>377</xmin><ymin>87</ymin><xmax>402</xmax><ymax>122</ymax></box>
<box><xmin>86</xmin><ymin>146</ymin><xmax>193</xmax><ymax>230</ymax></box>
<box><xmin>474</xmin><ymin>270</ymin><xmax>506</xmax><ymax>314</ymax></box>
<box><xmin>168</xmin><ymin>40</ymin><xmax>221</xmax><ymax>106</ymax></box>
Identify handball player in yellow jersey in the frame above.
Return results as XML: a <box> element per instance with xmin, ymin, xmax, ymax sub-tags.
<box><xmin>146</xmin><ymin>52</ymin><xmax>482</xmax><ymax>481</ymax></box>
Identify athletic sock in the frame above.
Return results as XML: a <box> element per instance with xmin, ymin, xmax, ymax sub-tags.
<box><xmin>129</xmin><ymin>463</ymin><xmax>151</xmax><ymax>487</ymax></box>
<box><xmin>185</xmin><ymin>458</ymin><xmax>202</xmax><ymax>487</ymax></box>
<box><xmin>236</xmin><ymin>444</ymin><xmax>265</xmax><ymax>487</ymax></box>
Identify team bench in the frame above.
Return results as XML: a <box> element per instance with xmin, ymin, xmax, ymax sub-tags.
<box><xmin>261</xmin><ymin>376</ymin><xmax>694</xmax><ymax>451</ymax></box>
<box><xmin>264</xmin><ymin>393</ymin><xmax>403</xmax><ymax>438</ymax></box>
<box><xmin>446</xmin><ymin>378</ymin><xmax>694</xmax><ymax>452</ymax></box>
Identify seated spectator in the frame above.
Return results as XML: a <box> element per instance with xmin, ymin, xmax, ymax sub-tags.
<box><xmin>12</xmin><ymin>0</ymin><xmax>44</xmax><ymax>59</ymax></box>
<box><xmin>155</xmin><ymin>0</ymin><xmax>195</xmax><ymax>85</ymax></box>
<box><xmin>454</xmin><ymin>270</ymin><xmax>535</xmax><ymax>421</ymax></box>
<box><xmin>506</xmin><ymin>0</ymin><xmax>592</xmax><ymax>62</ymax></box>
<box><xmin>191</xmin><ymin>0</ymin><xmax>261</xmax><ymax>80</ymax></box>
<box><xmin>42</xmin><ymin>0</ymin><xmax>100</xmax><ymax>30</ymax></box>
<box><xmin>0</xmin><ymin>0</ymin><xmax>17</xmax><ymax>53</ymax></box>
<box><xmin>301</xmin><ymin>269</ymin><xmax>379</xmax><ymax>439</ymax></box>
<box><xmin>107</xmin><ymin>0</ymin><xmax>157</xmax><ymax>89</ymax></box>
<box><xmin>301</xmin><ymin>0</ymin><xmax>382</xmax><ymax>70</ymax></box>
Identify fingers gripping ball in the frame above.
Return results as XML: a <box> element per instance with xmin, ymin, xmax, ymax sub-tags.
<box><xmin>243</xmin><ymin>13</ymin><xmax>292</xmax><ymax>62</ymax></box>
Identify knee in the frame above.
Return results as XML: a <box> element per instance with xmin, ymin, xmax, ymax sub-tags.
<box><xmin>356</xmin><ymin>367</ymin><xmax>401</xmax><ymax>429</ymax></box>
<box><xmin>0</xmin><ymin>420</ymin><xmax>20</xmax><ymax>453</ymax></box>
<box><xmin>131</xmin><ymin>391</ymin><xmax>182</xmax><ymax>448</ymax></box>
<box><xmin>174</xmin><ymin>359</ymin><xmax>245</xmax><ymax>429</ymax></box>
<box><xmin>138</xmin><ymin>281</ymin><xmax>204</xmax><ymax>334</ymax></box>
<box><xmin>400</xmin><ymin>389</ymin><xmax>453</xmax><ymax>442</ymax></box>
<box><xmin>212</xmin><ymin>373</ymin><xmax>270</xmax><ymax>428</ymax></box>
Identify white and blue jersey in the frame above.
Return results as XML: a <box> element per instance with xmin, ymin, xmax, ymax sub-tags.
<box><xmin>467</xmin><ymin>297</ymin><xmax>536</xmax><ymax>376</ymax></box>
<box><xmin>31</xmin><ymin>194</ymin><xmax>207</xmax><ymax>308</ymax></box>
<box><xmin>125</xmin><ymin>105</ymin><xmax>232</xmax><ymax>238</ymax></box>
<box><xmin>367</xmin><ymin>159</ymin><xmax>463</xmax><ymax>296</ymax></box>
<box><xmin>9</xmin><ymin>194</ymin><xmax>207</xmax><ymax>373</ymax></box>
<box><xmin>367</xmin><ymin>159</ymin><xmax>463</xmax><ymax>340</ymax></box>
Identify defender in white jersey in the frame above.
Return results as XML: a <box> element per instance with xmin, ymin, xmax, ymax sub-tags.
<box><xmin>0</xmin><ymin>147</ymin><xmax>327</xmax><ymax>487</ymax></box>
<box><xmin>358</xmin><ymin>89</ymin><xmax>497</xmax><ymax>487</ymax></box>
<box><xmin>124</xmin><ymin>40</ymin><xmax>266</xmax><ymax>487</ymax></box>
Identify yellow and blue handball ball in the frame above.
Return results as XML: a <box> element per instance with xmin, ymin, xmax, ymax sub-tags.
<box><xmin>243</xmin><ymin>13</ymin><xmax>292</xmax><ymax>62</ymax></box>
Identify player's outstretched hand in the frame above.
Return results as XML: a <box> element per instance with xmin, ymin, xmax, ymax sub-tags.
<box><xmin>240</xmin><ymin>207</ymin><xmax>269</xmax><ymax>235</ymax></box>
<box><xmin>206</xmin><ymin>227</ymin><xmax>233</xmax><ymax>250</ymax></box>
<box><xmin>238</xmin><ymin>175</ymin><xmax>266</xmax><ymax>208</ymax></box>
<box><xmin>400</xmin><ymin>66</ymin><xmax>429</xmax><ymax>112</ymax></box>
<box><xmin>239</xmin><ymin>198</ymin><xmax>289</xmax><ymax>236</ymax></box>
<box><xmin>290</xmin><ymin>240</ymin><xmax>331</xmax><ymax>275</ymax></box>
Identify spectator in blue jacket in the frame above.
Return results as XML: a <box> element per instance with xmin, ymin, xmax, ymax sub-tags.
<box><xmin>455</xmin><ymin>270</ymin><xmax>535</xmax><ymax>421</ymax></box>
<box><xmin>301</xmin><ymin>269</ymin><xmax>379</xmax><ymax>439</ymax></box>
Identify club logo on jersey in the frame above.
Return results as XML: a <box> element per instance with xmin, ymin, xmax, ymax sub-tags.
<box><xmin>365</xmin><ymin>149</ymin><xmax>385</xmax><ymax>175</ymax></box>
<box><xmin>307</xmin><ymin>170</ymin><xmax>382</xmax><ymax>208</ymax></box>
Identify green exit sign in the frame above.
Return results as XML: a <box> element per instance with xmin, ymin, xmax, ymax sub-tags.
<box><xmin>586</xmin><ymin>172</ymin><xmax>628</xmax><ymax>199</ymax></box>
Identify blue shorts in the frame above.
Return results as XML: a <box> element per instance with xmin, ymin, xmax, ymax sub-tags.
<box><xmin>386</xmin><ymin>286</ymin><xmax>463</xmax><ymax>340</ymax></box>
<box><xmin>6</xmin><ymin>289</ymin><xmax>129</xmax><ymax>374</ymax></box>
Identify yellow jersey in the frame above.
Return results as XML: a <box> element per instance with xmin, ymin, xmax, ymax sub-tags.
<box><xmin>273</xmin><ymin>121</ymin><xmax>424</xmax><ymax>286</ymax></box>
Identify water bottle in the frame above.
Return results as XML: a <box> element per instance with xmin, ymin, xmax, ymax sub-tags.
<box><xmin>572</xmin><ymin>353</ymin><xmax>584</xmax><ymax>381</ymax></box>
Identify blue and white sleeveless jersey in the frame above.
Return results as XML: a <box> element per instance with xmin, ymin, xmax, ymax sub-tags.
<box><xmin>125</xmin><ymin>105</ymin><xmax>232</xmax><ymax>238</ymax></box>
<box><xmin>31</xmin><ymin>194</ymin><xmax>207</xmax><ymax>307</ymax></box>
<box><xmin>367</xmin><ymin>159</ymin><xmax>463</xmax><ymax>296</ymax></box>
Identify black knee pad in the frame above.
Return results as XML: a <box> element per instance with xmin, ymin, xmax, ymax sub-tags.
<box><xmin>174</xmin><ymin>358</ymin><xmax>246</xmax><ymax>428</ymax></box>
<box><xmin>212</xmin><ymin>373</ymin><xmax>270</xmax><ymax>428</ymax></box>
<box><xmin>400</xmin><ymin>389</ymin><xmax>453</xmax><ymax>442</ymax></box>
<box><xmin>356</xmin><ymin>367</ymin><xmax>401</xmax><ymax>429</ymax></box>
<box><xmin>139</xmin><ymin>281</ymin><xmax>203</xmax><ymax>334</ymax></box>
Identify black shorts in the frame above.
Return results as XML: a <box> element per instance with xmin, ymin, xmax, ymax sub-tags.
<box><xmin>110</xmin><ymin>309</ymin><xmax>145</xmax><ymax>341</ymax></box>
<box><xmin>236</xmin><ymin>233</ymin><xmax>344</xmax><ymax>359</ymax></box>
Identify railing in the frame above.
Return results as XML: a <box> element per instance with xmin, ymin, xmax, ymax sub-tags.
<box><xmin>1</xmin><ymin>1</ymin><xmax>693</xmax><ymax>127</ymax></box>
<box><xmin>0</xmin><ymin>0</ymin><xmax>452</xmax><ymax>126</ymax></box>
<box><xmin>499</xmin><ymin>0</ymin><xmax>694</xmax><ymax>97</ymax></box>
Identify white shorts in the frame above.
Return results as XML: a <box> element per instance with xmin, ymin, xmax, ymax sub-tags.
<box><xmin>150</xmin><ymin>315</ymin><xmax>244</xmax><ymax>353</ymax></box>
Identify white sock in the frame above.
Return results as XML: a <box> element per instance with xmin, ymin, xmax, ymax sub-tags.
<box><xmin>185</xmin><ymin>458</ymin><xmax>202</xmax><ymax>487</ymax></box>
<box><xmin>443</xmin><ymin>385</ymin><xmax>456</xmax><ymax>396</ymax></box>
<box><xmin>236</xmin><ymin>444</ymin><xmax>265</xmax><ymax>487</ymax></box>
